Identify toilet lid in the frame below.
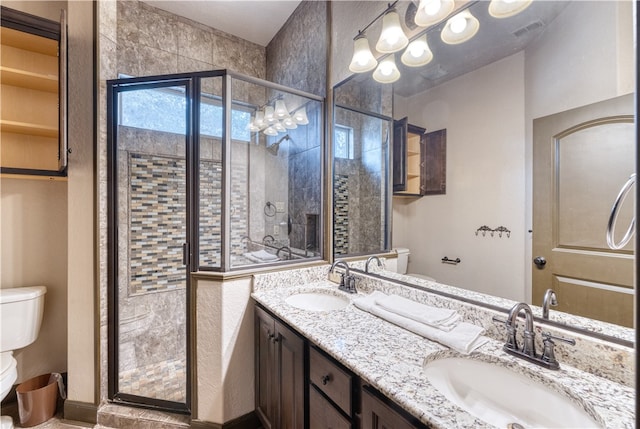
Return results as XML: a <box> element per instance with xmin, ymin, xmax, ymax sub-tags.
<box><xmin>0</xmin><ymin>353</ymin><xmax>16</xmax><ymax>377</ymax></box>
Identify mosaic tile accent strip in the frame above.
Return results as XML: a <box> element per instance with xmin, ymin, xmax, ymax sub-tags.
<box><xmin>199</xmin><ymin>161</ymin><xmax>222</xmax><ymax>267</ymax></box>
<box><xmin>334</xmin><ymin>174</ymin><xmax>349</xmax><ymax>254</ymax></box>
<box><xmin>119</xmin><ymin>357</ymin><xmax>186</xmax><ymax>403</ymax></box>
<box><xmin>129</xmin><ymin>153</ymin><xmax>186</xmax><ymax>294</ymax></box>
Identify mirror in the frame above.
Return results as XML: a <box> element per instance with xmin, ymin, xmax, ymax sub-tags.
<box><xmin>333</xmin><ymin>0</ymin><xmax>635</xmax><ymax>342</ymax></box>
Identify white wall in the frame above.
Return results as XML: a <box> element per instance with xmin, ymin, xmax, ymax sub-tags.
<box><xmin>392</xmin><ymin>0</ymin><xmax>635</xmax><ymax>303</ymax></box>
<box><xmin>0</xmin><ymin>178</ymin><xmax>68</xmax><ymax>382</ymax></box>
<box><xmin>196</xmin><ymin>278</ymin><xmax>254</xmax><ymax>423</ymax></box>
<box><xmin>393</xmin><ymin>53</ymin><xmax>527</xmax><ymax>301</ymax></box>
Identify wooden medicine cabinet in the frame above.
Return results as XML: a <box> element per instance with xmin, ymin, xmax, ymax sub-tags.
<box><xmin>1</xmin><ymin>7</ymin><xmax>67</xmax><ymax>176</ymax></box>
<box><xmin>393</xmin><ymin>117</ymin><xmax>446</xmax><ymax>197</ymax></box>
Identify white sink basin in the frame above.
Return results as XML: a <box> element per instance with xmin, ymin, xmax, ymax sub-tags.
<box><xmin>423</xmin><ymin>357</ymin><xmax>602</xmax><ymax>428</ymax></box>
<box><xmin>285</xmin><ymin>291</ymin><xmax>350</xmax><ymax>311</ymax></box>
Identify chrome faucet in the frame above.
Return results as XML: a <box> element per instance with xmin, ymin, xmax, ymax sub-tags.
<box><xmin>493</xmin><ymin>302</ymin><xmax>575</xmax><ymax>370</ymax></box>
<box><xmin>277</xmin><ymin>246</ymin><xmax>292</xmax><ymax>260</ymax></box>
<box><xmin>365</xmin><ymin>256</ymin><xmax>383</xmax><ymax>273</ymax></box>
<box><xmin>329</xmin><ymin>260</ymin><xmax>357</xmax><ymax>293</ymax></box>
<box><xmin>542</xmin><ymin>289</ymin><xmax>557</xmax><ymax>319</ymax></box>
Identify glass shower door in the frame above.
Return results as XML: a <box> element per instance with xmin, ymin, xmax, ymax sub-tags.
<box><xmin>109</xmin><ymin>79</ymin><xmax>191</xmax><ymax>411</ymax></box>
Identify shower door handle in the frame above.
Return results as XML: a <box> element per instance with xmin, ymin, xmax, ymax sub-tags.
<box><xmin>182</xmin><ymin>243</ymin><xmax>189</xmax><ymax>266</ymax></box>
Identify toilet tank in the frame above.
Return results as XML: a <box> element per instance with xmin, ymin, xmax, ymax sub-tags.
<box><xmin>395</xmin><ymin>248</ymin><xmax>410</xmax><ymax>274</ymax></box>
<box><xmin>0</xmin><ymin>286</ymin><xmax>46</xmax><ymax>352</ymax></box>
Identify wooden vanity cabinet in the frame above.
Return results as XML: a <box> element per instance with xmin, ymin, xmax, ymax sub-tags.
<box><xmin>361</xmin><ymin>385</ymin><xmax>429</xmax><ymax>429</ymax></box>
<box><xmin>309</xmin><ymin>345</ymin><xmax>359</xmax><ymax>429</ymax></box>
<box><xmin>393</xmin><ymin>117</ymin><xmax>446</xmax><ymax>197</ymax></box>
<box><xmin>1</xmin><ymin>6</ymin><xmax>67</xmax><ymax>176</ymax></box>
<box><xmin>255</xmin><ymin>305</ymin><xmax>305</xmax><ymax>429</ymax></box>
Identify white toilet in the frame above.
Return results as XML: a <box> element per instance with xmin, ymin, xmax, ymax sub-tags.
<box><xmin>394</xmin><ymin>248</ymin><xmax>436</xmax><ymax>282</ymax></box>
<box><xmin>0</xmin><ymin>286</ymin><xmax>47</xmax><ymax>429</ymax></box>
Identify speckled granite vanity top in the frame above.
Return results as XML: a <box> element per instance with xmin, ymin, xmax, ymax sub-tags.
<box><xmin>252</xmin><ymin>266</ymin><xmax>635</xmax><ymax>429</ymax></box>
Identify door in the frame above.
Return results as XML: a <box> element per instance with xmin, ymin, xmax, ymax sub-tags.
<box><xmin>532</xmin><ymin>94</ymin><xmax>634</xmax><ymax>327</ymax></box>
<box><xmin>108</xmin><ymin>77</ymin><xmax>192</xmax><ymax>412</ymax></box>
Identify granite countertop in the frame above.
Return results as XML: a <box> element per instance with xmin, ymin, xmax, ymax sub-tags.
<box><xmin>251</xmin><ymin>275</ymin><xmax>635</xmax><ymax>429</ymax></box>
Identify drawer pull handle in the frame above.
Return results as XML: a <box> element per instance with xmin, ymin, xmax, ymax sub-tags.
<box><xmin>321</xmin><ymin>374</ymin><xmax>331</xmax><ymax>385</ymax></box>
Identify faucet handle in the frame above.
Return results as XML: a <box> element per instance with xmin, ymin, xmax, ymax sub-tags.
<box><xmin>541</xmin><ymin>332</ymin><xmax>575</xmax><ymax>368</ymax></box>
<box><xmin>542</xmin><ymin>332</ymin><xmax>576</xmax><ymax>346</ymax></box>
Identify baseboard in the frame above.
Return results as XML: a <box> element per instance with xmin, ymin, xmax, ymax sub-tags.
<box><xmin>191</xmin><ymin>411</ymin><xmax>260</xmax><ymax>429</ymax></box>
<box><xmin>64</xmin><ymin>400</ymin><xmax>99</xmax><ymax>424</ymax></box>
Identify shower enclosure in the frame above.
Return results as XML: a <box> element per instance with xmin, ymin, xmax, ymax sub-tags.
<box><xmin>107</xmin><ymin>70</ymin><xmax>324</xmax><ymax>412</ymax></box>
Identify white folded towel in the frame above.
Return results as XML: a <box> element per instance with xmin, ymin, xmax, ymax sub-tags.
<box><xmin>374</xmin><ymin>293</ymin><xmax>460</xmax><ymax>331</ymax></box>
<box><xmin>354</xmin><ymin>292</ymin><xmax>488</xmax><ymax>355</ymax></box>
<box><xmin>252</xmin><ymin>250</ymin><xmax>279</xmax><ymax>261</ymax></box>
<box><xmin>243</xmin><ymin>250</ymin><xmax>279</xmax><ymax>263</ymax></box>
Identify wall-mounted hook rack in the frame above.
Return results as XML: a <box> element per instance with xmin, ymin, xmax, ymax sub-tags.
<box><xmin>475</xmin><ymin>225</ymin><xmax>511</xmax><ymax>238</ymax></box>
<box><xmin>475</xmin><ymin>225</ymin><xmax>493</xmax><ymax>237</ymax></box>
<box><xmin>494</xmin><ymin>226</ymin><xmax>511</xmax><ymax>238</ymax></box>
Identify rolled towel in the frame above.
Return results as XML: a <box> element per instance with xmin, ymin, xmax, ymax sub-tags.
<box><xmin>374</xmin><ymin>293</ymin><xmax>460</xmax><ymax>331</ymax></box>
<box><xmin>354</xmin><ymin>292</ymin><xmax>488</xmax><ymax>355</ymax></box>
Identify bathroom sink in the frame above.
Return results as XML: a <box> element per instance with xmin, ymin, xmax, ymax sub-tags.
<box><xmin>423</xmin><ymin>357</ymin><xmax>601</xmax><ymax>428</ymax></box>
<box><xmin>285</xmin><ymin>291</ymin><xmax>350</xmax><ymax>312</ymax></box>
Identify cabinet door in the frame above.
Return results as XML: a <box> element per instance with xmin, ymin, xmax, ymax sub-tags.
<box><xmin>421</xmin><ymin>129</ymin><xmax>446</xmax><ymax>195</ymax></box>
<box><xmin>255</xmin><ymin>307</ymin><xmax>276</xmax><ymax>429</ymax></box>
<box><xmin>275</xmin><ymin>320</ymin><xmax>305</xmax><ymax>429</ymax></box>
<box><xmin>392</xmin><ymin>117</ymin><xmax>408</xmax><ymax>192</ymax></box>
<box><xmin>309</xmin><ymin>386</ymin><xmax>351</xmax><ymax>429</ymax></box>
<box><xmin>361</xmin><ymin>387</ymin><xmax>419</xmax><ymax>429</ymax></box>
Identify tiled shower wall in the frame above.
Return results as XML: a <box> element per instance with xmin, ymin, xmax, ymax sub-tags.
<box><xmin>266</xmin><ymin>1</ymin><xmax>327</xmax><ymax>255</ymax></box>
<box><xmin>99</xmin><ymin>0</ymin><xmax>269</xmax><ymax>402</ymax></box>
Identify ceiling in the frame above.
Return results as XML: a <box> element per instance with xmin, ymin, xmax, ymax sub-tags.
<box><xmin>141</xmin><ymin>0</ymin><xmax>302</xmax><ymax>46</ymax></box>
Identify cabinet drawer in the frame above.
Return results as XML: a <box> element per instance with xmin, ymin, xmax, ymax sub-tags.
<box><xmin>309</xmin><ymin>346</ymin><xmax>353</xmax><ymax>414</ymax></box>
<box><xmin>309</xmin><ymin>386</ymin><xmax>351</xmax><ymax>429</ymax></box>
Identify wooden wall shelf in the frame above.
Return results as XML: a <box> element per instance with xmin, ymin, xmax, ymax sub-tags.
<box><xmin>1</xmin><ymin>66</ymin><xmax>58</xmax><ymax>92</ymax></box>
<box><xmin>1</xmin><ymin>120</ymin><xmax>58</xmax><ymax>137</ymax></box>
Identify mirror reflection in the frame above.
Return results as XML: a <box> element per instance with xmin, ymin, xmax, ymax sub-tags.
<box><xmin>333</xmin><ymin>0</ymin><xmax>635</xmax><ymax>336</ymax></box>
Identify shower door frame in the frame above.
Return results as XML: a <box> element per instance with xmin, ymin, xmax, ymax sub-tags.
<box><xmin>107</xmin><ymin>72</ymin><xmax>209</xmax><ymax>414</ymax></box>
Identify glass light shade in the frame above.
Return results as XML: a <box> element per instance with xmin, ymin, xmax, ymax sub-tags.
<box><xmin>441</xmin><ymin>10</ymin><xmax>479</xmax><ymax>45</ymax></box>
<box><xmin>274</xmin><ymin>99</ymin><xmax>289</xmax><ymax>119</ymax></box>
<box><xmin>488</xmin><ymin>0</ymin><xmax>532</xmax><ymax>18</ymax></box>
<box><xmin>283</xmin><ymin>117</ymin><xmax>298</xmax><ymax>129</ymax></box>
<box><xmin>372</xmin><ymin>56</ymin><xmax>401</xmax><ymax>84</ymax></box>
<box><xmin>254</xmin><ymin>110</ymin><xmax>265</xmax><ymax>128</ymax></box>
<box><xmin>349</xmin><ymin>35</ymin><xmax>378</xmax><ymax>73</ymax></box>
<box><xmin>249</xmin><ymin>119</ymin><xmax>261</xmax><ymax>132</ymax></box>
<box><xmin>263</xmin><ymin>126</ymin><xmax>278</xmax><ymax>136</ymax></box>
<box><xmin>414</xmin><ymin>0</ymin><xmax>455</xmax><ymax>27</ymax></box>
<box><xmin>401</xmin><ymin>35</ymin><xmax>433</xmax><ymax>67</ymax></box>
<box><xmin>293</xmin><ymin>107</ymin><xmax>309</xmax><ymax>125</ymax></box>
<box><xmin>274</xmin><ymin>122</ymin><xmax>286</xmax><ymax>132</ymax></box>
<box><xmin>264</xmin><ymin>106</ymin><xmax>277</xmax><ymax>124</ymax></box>
<box><xmin>375</xmin><ymin>10</ymin><xmax>409</xmax><ymax>53</ymax></box>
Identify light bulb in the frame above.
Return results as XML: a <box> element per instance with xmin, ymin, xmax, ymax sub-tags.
<box><xmin>372</xmin><ymin>56</ymin><xmax>400</xmax><ymax>84</ymax></box>
<box><xmin>449</xmin><ymin>15</ymin><xmax>467</xmax><ymax>34</ymax></box>
<box><xmin>283</xmin><ymin>117</ymin><xmax>298</xmax><ymax>129</ymax></box>
<box><xmin>349</xmin><ymin>35</ymin><xmax>377</xmax><ymax>73</ymax></box>
<box><xmin>415</xmin><ymin>0</ymin><xmax>454</xmax><ymax>27</ymax></box>
<box><xmin>441</xmin><ymin>10</ymin><xmax>479</xmax><ymax>44</ymax></box>
<box><xmin>376</xmin><ymin>9</ymin><xmax>409</xmax><ymax>53</ymax></box>
<box><xmin>254</xmin><ymin>111</ymin><xmax>265</xmax><ymax>128</ymax></box>
<box><xmin>264</xmin><ymin>106</ymin><xmax>277</xmax><ymax>124</ymax></box>
<box><xmin>263</xmin><ymin>126</ymin><xmax>277</xmax><ymax>136</ymax></box>
<box><xmin>293</xmin><ymin>107</ymin><xmax>309</xmax><ymax>125</ymax></box>
<box><xmin>424</xmin><ymin>0</ymin><xmax>441</xmax><ymax>16</ymax></box>
<box><xmin>274</xmin><ymin>99</ymin><xmax>289</xmax><ymax>119</ymax></box>
<box><xmin>488</xmin><ymin>0</ymin><xmax>532</xmax><ymax>18</ymax></box>
<box><xmin>274</xmin><ymin>122</ymin><xmax>286</xmax><ymax>132</ymax></box>
<box><xmin>401</xmin><ymin>35</ymin><xmax>433</xmax><ymax>67</ymax></box>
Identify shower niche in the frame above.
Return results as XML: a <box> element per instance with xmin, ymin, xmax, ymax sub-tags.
<box><xmin>107</xmin><ymin>70</ymin><xmax>324</xmax><ymax>412</ymax></box>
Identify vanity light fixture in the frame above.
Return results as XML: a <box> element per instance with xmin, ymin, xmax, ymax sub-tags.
<box><xmin>274</xmin><ymin>99</ymin><xmax>290</xmax><ymax>119</ymax></box>
<box><xmin>414</xmin><ymin>0</ymin><xmax>455</xmax><ymax>27</ymax></box>
<box><xmin>274</xmin><ymin>122</ymin><xmax>286</xmax><ymax>133</ymax></box>
<box><xmin>349</xmin><ymin>34</ymin><xmax>378</xmax><ymax>73</ymax></box>
<box><xmin>401</xmin><ymin>34</ymin><xmax>433</xmax><ymax>67</ymax></box>
<box><xmin>488</xmin><ymin>0</ymin><xmax>533</xmax><ymax>19</ymax></box>
<box><xmin>282</xmin><ymin>117</ymin><xmax>298</xmax><ymax>129</ymax></box>
<box><xmin>293</xmin><ymin>106</ymin><xmax>309</xmax><ymax>125</ymax></box>
<box><xmin>373</xmin><ymin>55</ymin><xmax>401</xmax><ymax>84</ymax></box>
<box><xmin>263</xmin><ymin>126</ymin><xmax>278</xmax><ymax>136</ymax></box>
<box><xmin>264</xmin><ymin>106</ymin><xmax>277</xmax><ymax>124</ymax></box>
<box><xmin>441</xmin><ymin>10</ymin><xmax>480</xmax><ymax>45</ymax></box>
<box><xmin>375</xmin><ymin>8</ymin><xmax>409</xmax><ymax>53</ymax></box>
